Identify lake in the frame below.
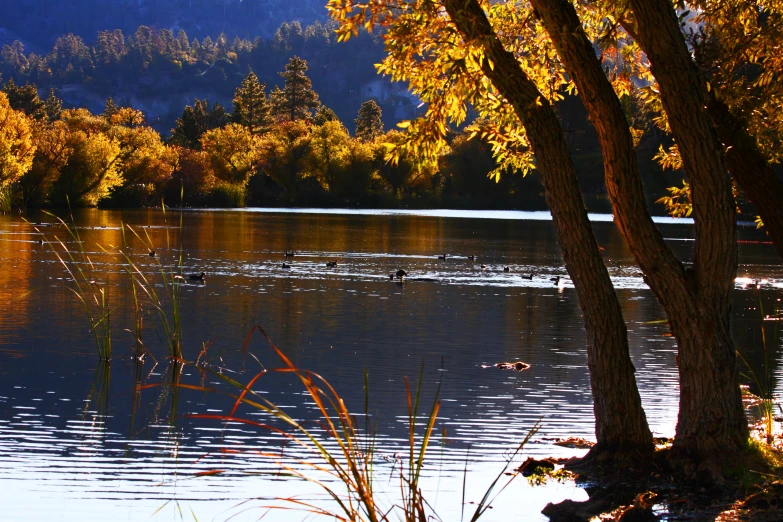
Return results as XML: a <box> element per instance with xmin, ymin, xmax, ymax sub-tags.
<box><xmin>1</xmin><ymin>208</ymin><xmax>781</xmax><ymax>521</ymax></box>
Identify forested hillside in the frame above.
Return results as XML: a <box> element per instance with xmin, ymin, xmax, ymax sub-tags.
<box><xmin>0</xmin><ymin>3</ymin><xmax>685</xmax><ymax>213</ymax></box>
<box><xmin>0</xmin><ymin>19</ymin><xmax>415</xmax><ymax>134</ymax></box>
<box><xmin>0</xmin><ymin>0</ymin><xmax>326</xmax><ymax>48</ymax></box>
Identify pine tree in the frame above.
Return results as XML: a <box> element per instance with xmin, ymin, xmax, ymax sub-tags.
<box><xmin>43</xmin><ymin>88</ymin><xmax>63</xmax><ymax>122</ymax></box>
<box><xmin>170</xmin><ymin>99</ymin><xmax>227</xmax><ymax>149</ymax></box>
<box><xmin>355</xmin><ymin>100</ymin><xmax>383</xmax><ymax>141</ymax></box>
<box><xmin>231</xmin><ymin>72</ymin><xmax>272</xmax><ymax>135</ymax></box>
<box><xmin>314</xmin><ymin>105</ymin><xmax>339</xmax><ymax>126</ymax></box>
<box><xmin>2</xmin><ymin>78</ymin><xmax>44</xmax><ymax>120</ymax></box>
<box><xmin>103</xmin><ymin>97</ymin><xmax>120</xmax><ymax>119</ymax></box>
<box><xmin>271</xmin><ymin>56</ymin><xmax>320</xmax><ymax>122</ymax></box>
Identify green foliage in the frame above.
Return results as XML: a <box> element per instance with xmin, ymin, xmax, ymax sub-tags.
<box><xmin>355</xmin><ymin>100</ymin><xmax>383</xmax><ymax>142</ymax></box>
<box><xmin>169</xmin><ymin>99</ymin><xmax>227</xmax><ymax>149</ymax></box>
<box><xmin>271</xmin><ymin>56</ymin><xmax>321</xmax><ymax>122</ymax></box>
<box><xmin>231</xmin><ymin>71</ymin><xmax>273</xmax><ymax>135</ymax></box>
<box><xmin>102</xmin><ymin>97</ymin><xmax>120</xmax><ymax>120</ymax></box>
<box><xmin>314</xmin><ymin>105</ymin><xmax>339</xmax><ymax>125</ymax></box>
<box><xmin>43</xmin><ymin>89</ymin><xmax>63</xmax><ymax>122</ymax></box>
<box><xmin>2</xmin><ymin>77</ymin><xmax>45</xmax><ymax>120</ymax></box>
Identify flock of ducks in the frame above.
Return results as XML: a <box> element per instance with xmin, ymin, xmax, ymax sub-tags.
<box><xmin>285</xmin><ymin>251</ymin><xmax>566</xmax><ymax>286</ymax></box>
<box><xmin>181</xmin><ymin>251</ymin><xmax>568</xmax><ymax>287</ymax></box>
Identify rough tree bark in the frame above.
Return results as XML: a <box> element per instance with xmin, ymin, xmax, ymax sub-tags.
<box><xmin>628</xmin><ymin>0</ymin><xmax>747</xmax><ymax>459</ymax></box>
<box><xmin>707</xmin><ymin>94</ymin><xmax>783</xmax><ymax>261</ymax></box>
<box><xmin>442</xmin><ymin>0</ymin><xmax>653</xmax><ymax>457</ymax></box>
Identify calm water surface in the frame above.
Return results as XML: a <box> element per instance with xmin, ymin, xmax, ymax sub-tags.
<box><xmin>1</xmin><ymin>208</ymin><xmax>781</xmax><ymax>521</ymax></box>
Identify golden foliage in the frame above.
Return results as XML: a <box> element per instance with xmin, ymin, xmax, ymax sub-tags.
<box><xmin>656</xmin><ymin>180</ymin><xmax>693</xmax><ymax>218</ymax></box>
<box><xmin>327</xmin><ymin>0</ymin><xmax>566</xmax><ymax>177</ymax></box>
<box><xmin>200</xmin><ymin>123</ymin><xmax>259</xmax><ymax>186</ymax></box>
<box><xmin>0</xmin><ymin>91</ymin><xmax>36</xmax><ymax>187</ymax></box>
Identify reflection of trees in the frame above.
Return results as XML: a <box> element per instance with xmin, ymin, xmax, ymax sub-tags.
<box><xmin>0</xmin><ymin>226</ymin><xmax>33</xmax><ymax>353</ymax></box>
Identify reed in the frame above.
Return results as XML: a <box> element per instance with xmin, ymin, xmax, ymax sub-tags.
<box><xmin>183</xmin><ymin>325</ymin><xmax>536</xmax><ymax>521</ymax></box>
<box><xmin>122</xmin><ymin>222</ymin><xmax>184</xmax><ymax>361</ymax></box>
<box><xmin>33</xmin><ymin>208</ymin><xmax>113</xmax><ymax>360</ymax></box>
<box><xmin>737</xmin><ymin>289</ymin><xmax>781</xmax><ymax>443</ymax></box>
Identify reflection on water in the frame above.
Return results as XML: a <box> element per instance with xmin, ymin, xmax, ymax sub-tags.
<box><xmin>0</xmin><ymin>208</ymin><xmax>781</xmax><ymax>521</ymax></box>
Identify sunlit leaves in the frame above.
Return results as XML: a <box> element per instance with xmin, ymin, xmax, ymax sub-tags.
<box><xmin>0</xmin><ymin>91</ymin><xmax>36</xmax><ymax>187</ymax></box>
<box><xmin>653</xmin><ymin>144</ymin><xmax>683</xmax><ymax>171</ymax></box>
<box><xmin>326</xmin><ymin>0</ymin><xmax>563</xmax><ymax>177</ymax></box>
<box><xmin>656</xmin><ymin>180</ymin><xmax>693</xmax><ymax>218</ymax></box>
<box><xmin>200</xmin><ymin>123</ymin><xmax>259</xmax><ymax>186</ymax></box>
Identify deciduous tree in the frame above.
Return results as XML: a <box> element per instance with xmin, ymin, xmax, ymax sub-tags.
<box><xmin>257</xmin><ymin>120</ymin><xmax>312</xmax><ymax>201</ymax></box>
<box><xmin>327</xmin><ymin>0</ymin><xmax>656</xmax><ymax>459</ymax></box>
<box><xmin>0</xmin><ymin>91</ymin><xmax>36</xmax><ymax>188</ymax></box>
<box><xmin>200</xmin><ymin>123</ymin><xmax>258</xmax><ymax>186</ymax></box>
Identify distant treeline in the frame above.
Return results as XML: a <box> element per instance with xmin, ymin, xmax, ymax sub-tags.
<box><xmin>0</xmin><ymin>0</ymin><xmax>327</xmax><ymax>48</ymax></box>
<box><xmin>0</xmin><ymin>20</ymin><xmax>410</xmax><ymax>132</ymax></box>
<box><xmin>0</xmin><ymin>56</ymin><xmax>551</xmax><ymax>211</ymax></box>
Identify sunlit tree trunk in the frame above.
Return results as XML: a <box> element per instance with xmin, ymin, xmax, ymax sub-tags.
<box><xmin>628</xmin><ymin>0</ymin><xmax>747</xmax><ymax>459</ymax></box>
<box><xmin>443</xmin><ymin>0</ymin><xmax>653</xmax><ymax>457</ymax></box>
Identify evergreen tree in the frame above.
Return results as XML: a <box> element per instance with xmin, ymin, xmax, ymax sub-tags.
<box><xmin>231</xmin><ymin>72</ymin><xmax>272</xmax><ymax>135</ymax></box>
<box><xmin>103</xmin><ymin>97</ymin><xmax>120</xmax><ymax>119</ymax></box>
<box><xmin>43</xmin><ymin>88</ymin><xmax>63</xmax><ymax>122</ymax></box>
<box><xmin>170</xmin><ymin>99</ymin><xmax>227</xmax><ymax>149</ymax></box>
<box><xmin>2</xmin><ymin>78</ymin><xmax>44</xmax><ymax>120</ymax></box>
<box><xmin>314</xmin><ymin>105</ymin><xmax>339</xmax><ymax>126</ymax></box>
<box><xmin>355</xmin><ymin>100</ymin><xmax>383</xmax><ymax>141</ymax></box>
<box><xmin>271</xmin><ymin>56</ymin><xmax>320</xmax><ymax>122</ymax></box>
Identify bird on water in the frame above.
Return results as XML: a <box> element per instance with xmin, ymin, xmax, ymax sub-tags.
<box><xmin>503</xmin><ymin>266</ymin><xmax>510</xmax><ymax>272</ymax></box>
<box><xmin>149</xmin><ymin>250</ymin><xmax>155</xmax><ymax>257</ymax></box>
<box><xmin>437</xmin><ymin>254</ymin><xmax>447</xmax><ymax>260</ymax></box>
<box><xmin>282</xmin><ymin>263</ymin><xmax>291</xmax><ymax>269</ymax></box>
<box><xmin>522</xmin><ymin>273</ymin><xmax>533</xmax><ymax>280</ymax></box>
<box><xmin>468</xmin><ymin>255</ymin><xmax>476</xmax><ymax>261</ymax></box>
<box><xmin>189</xmin><ymin>272</ymin><xmax>205</xmax><ymax>281</ymax></box>
<box><xmin>396</xmin><ymin>269</ymin><xmax>407</xmax><ymax>279</ymax></box>
<box><xmin>326</xmin><ymin>261</ymin><xmax>337</xmax><ymax>268</ymax></box>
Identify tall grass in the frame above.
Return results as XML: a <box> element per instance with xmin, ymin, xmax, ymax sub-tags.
<box><xmin>737</xmin><ymin>288</ymin><xmax>781</xmax><ymax>443</ymax></box>
<box><xmin>122</xmin><ymin>220</ymin><xmax>184</xmax><ymax>361</ymax></box>
<box><xmin>184</xmin><ymin>325</ymin><xmax>537</xmax><ymax>521</ymax></box>
<box><xmin>33</xmin><ymin>209</ymin><xmax>113</xmax><ymax>360</ymax></box>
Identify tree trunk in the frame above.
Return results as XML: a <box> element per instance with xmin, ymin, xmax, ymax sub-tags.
<box><xmin>443</xmin><ymin>0</ymin><xmax>653</xmax><ymax>456</ymax></box>
<box><xmin>707</xmin><ymin>94</ymin><xmax>783</xmax><ymax>261</ymax></box>
<box><xmin>629</xmin><ymin>0</ymin><xmax>747</xmax><ymax>459</ymax></box>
